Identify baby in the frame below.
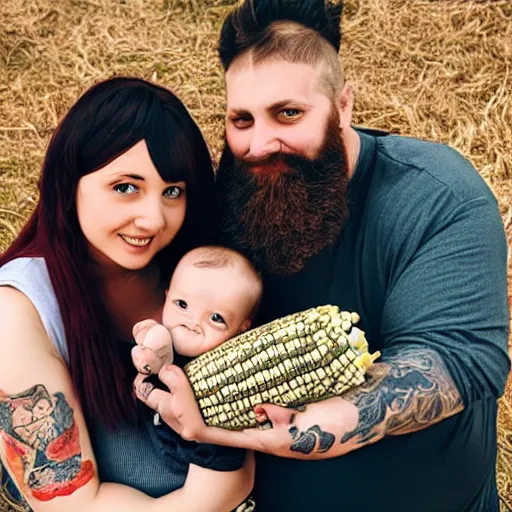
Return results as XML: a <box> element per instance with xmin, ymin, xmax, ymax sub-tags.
<box><xmin>132</xmin><ymin>245</ymin><xmax>262</xmax><ymax>375</ymax></box>
<box><xmin>131</xmin><ymin>246</ymin><xmax>261</xmax><ymax>510</ymax></box>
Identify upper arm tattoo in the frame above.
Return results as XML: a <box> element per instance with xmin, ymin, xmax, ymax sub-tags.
<box><xmin>340</xmin><ymin>346</ymin><xmax>464</xmax><ymax>444</ymax></box>
<box><xmin>0</xmin><ymin>384</ymin><xmax>94</xmax><ymax>504</ymax></box>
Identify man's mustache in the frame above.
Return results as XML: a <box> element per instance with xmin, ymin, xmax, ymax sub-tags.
<box><xmin>237</xmin><ymin>152</ymin><xmax>315</xmax><ymax>175</ymax></box>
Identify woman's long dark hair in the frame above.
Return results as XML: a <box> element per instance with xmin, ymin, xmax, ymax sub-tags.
<box><xmin>0</xmin><ymin>77</ymin><xmax>217</xmax><ymax>428</ymax></box>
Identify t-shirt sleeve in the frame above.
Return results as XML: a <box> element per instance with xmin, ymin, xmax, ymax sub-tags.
<box><xmin>379</xmin><ymin>193</ymin><xmax>510</xmax><ymax>405</ymax></box>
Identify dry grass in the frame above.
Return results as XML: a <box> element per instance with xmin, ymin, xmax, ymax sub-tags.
<box><xmin>0</xmin><ymin>0</ymin><xmax>511</xmax><ymax>510</ymax></box>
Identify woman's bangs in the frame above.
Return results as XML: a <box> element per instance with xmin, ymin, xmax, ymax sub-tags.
<box><xmin>145</xmin><ymin>110</ymin><xmax>197</xmax><ymax>186</ymax></box>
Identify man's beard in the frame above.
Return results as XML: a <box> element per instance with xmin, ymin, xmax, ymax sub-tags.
<box><xmin>216</xmin><ymin>112</ymin><xmax>350</xmax><ymax>276</ymax></box>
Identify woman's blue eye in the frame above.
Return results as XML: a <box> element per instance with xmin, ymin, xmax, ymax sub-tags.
<box><xmin>164</xmin><ymin>186</ymin><xmax>183</xmax><ymax>199</ymax></box>
<box><xmin>175</xmin><ymin>299</ymin><xmax>187</xmax><ymax>309</ymax></box>
<box><xmin>114</xmin><ymin>183</ymin><xmax>138</xmax><ymax>194</ymax></box>
<box><xmin>211</xmin><ymin>313</ymin><xmax>226</xmax><ymax>324</ymax></box>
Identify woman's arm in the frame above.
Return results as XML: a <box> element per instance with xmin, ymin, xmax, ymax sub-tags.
<box><xmin>178</xmin><ymin>457</ymin><xmax>254</xmax><ymax>512</ymax></box>
<box><xmin>0</xmin><ymin>287</ymin><xmax>252</xmax><ymax>512</ymax></box>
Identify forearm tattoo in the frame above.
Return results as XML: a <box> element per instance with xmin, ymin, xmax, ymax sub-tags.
<box><xmin>285</xmin><ymin>347</ymin><xmax>463</xmax><ymax>456</ymax></box>
<box><xmin>340</xmin><ymin>346</ymin><xmax>464</xmax><ymax>444</ymax></box>
<box><xmin>288</xmin><ymin>412</ymin><xmax>335</xmax><ymax>455</ymax></box>
<box><xmin>0</xmin><ymin>385</ymin><xmax>94</xmax><ymax>504</ymax></box>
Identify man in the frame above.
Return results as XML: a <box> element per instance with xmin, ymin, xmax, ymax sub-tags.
<box><xmin>135</xmin><ymin>0</ymin><xmax>510</xmax><ymax>510</ymax></box>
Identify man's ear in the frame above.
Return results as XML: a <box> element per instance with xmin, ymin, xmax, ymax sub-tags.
<box><xmin>336</xmin><ymin>82</ymin><xmax>354</xmax><ymax>130</ymax></box>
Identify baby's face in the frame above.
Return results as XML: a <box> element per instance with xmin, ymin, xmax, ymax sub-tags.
<box><xmin>162</xmin><ymin>263</ymin><xmax>254</xmax><ymax>357</ymax></box>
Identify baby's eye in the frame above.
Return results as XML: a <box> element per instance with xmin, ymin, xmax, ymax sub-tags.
<box><xmin>164</xmin><ymin>186</ymin><xmax>184</xmax><ymax>199</ymax></box>
<box><xmin>114</xmin><ymin>183</ymin><xmax>138</xmax><ymax>194</ymax></box>
<box><xmin>175</xmin><ymin>299</ymin><xmax>187</xmax><ymax>310</ymax></box>
<box><xmin>211</xmin><ymin>313</ymin><xmax>226</xmax><ymax>325</ymax></box>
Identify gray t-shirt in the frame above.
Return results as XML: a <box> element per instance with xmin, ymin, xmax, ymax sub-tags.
<box><xmin>252</xmin><ymin>129</ymin><xmax>510</xmax><ymax>512</ymax></box>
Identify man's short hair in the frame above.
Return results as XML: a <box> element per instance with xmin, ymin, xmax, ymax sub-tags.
<box><xmin>219</xmin><ymin>0</ymin><xmax>344</xmax><ymax>98</ymax></box>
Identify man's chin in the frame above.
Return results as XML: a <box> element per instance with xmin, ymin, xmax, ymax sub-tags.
<box><xmin>249</xmin><ymin>163</ymin><xmax>292</xmax><ymax>178</ymax></box>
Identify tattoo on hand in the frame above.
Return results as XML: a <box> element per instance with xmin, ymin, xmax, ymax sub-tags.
<box><xmin>0</xmin><ymin>385</ymin><xmax>94</xmax><ymax>503</ymax></box>
<box><xmin>341</xmin><ymin>347</ymin><xmax>464</xmax><ymax>444</ymax></box>
<box><xmin>289</xmin><ymin>424</ymin><xmax>335</xmax><ymax>455</ymax></box>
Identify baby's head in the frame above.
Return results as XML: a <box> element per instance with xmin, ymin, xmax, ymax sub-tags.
<box><xmin>162</xmin><ymin>246</ymin><xmax>262</xmax><ymax>357</ymax></box>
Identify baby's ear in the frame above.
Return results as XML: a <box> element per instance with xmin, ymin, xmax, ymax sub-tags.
<box><xmin>239</xmin><ymin>319</ymin><xmax>251</xmax><ymax>333</ymax></box>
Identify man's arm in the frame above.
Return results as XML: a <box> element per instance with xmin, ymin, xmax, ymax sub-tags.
<box><xmin>134</xmin><ymin>344</ymin><xmax>464</xmax><ymax>461</ymax></box>
<box><xmin>341</xmin><ymin>345</ymin><xmax>464</xmax><ymax>441</ymax></box>
<box><xmin>212</xmin><ymin>345</ymin><xmax>464</xmax><ymax>459</ymax></box>
<box><xmin>266</xmin><ymin>345</ymin><xmax>464</xmax><ymax>459</ymax></box>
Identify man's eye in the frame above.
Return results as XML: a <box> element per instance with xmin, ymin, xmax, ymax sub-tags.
<box><xmin>211</xmin><ymin>313</ymin><xmax>226</xmax><ymax>324</ymax></box>
<box><xmin>114</xmin><ymin>183</ymin><xmax>138</xmax><ymax>194</ymax></box>
<box><xmin>279</xmin><ymin>108</ymin><xmax>302</xmax><ymax>119</ymax></box>
<box><xmin>164</xmin><ymin>186</ymin><xmax>184</xmax><ymax>199</ymax></box>
<box><xmin>175</xmin><ymin>299</ymin><xmax>187</xmax><ymax>309</ymax></box>
<box><xmin>232</xmin><ymin>117</ymin><xmax>253</xmax><ymax>129</ymax></box>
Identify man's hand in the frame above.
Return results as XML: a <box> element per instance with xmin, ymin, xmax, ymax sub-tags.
<box><xmin>133</xmin><ymin>346</ymin><xmax>464</xmax><ymax>460</ymax></box>
<box><xmin>133</xmin><ymin>365</ymin><xmax>207</xmax><ymax>442</ymax></box>
<box><xmin>132</xmin><ymin>365</ymin><xmax>360</xmax><ymax>458</ymax></box>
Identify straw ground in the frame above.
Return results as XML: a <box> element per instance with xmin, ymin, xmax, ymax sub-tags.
<box><xmin>0</xmin><ymin>0</ymin><xmax>511</xmax><ymax>510</ymax></box>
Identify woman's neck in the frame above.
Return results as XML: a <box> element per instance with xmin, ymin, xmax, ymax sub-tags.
<box><xmin>94</xmin><ymin>263</ymin><xmax>166</xmax><ymax>342</ymax></box>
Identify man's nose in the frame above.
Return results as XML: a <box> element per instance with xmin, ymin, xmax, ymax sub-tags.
<box><xmin>246</xmin><ymin>121</ymin><xmax>281</xmax><ymax>160</ymax></box>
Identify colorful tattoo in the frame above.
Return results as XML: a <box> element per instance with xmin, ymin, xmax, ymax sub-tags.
<box><xmin>0</xmin><ymin>385</ymin><xmax>94</xmax><ymax>503</ymax></box>
<box><xmin>340</xmin><ymin>347</ymin><xmax>464</xmax><ymax>444</ymax></box>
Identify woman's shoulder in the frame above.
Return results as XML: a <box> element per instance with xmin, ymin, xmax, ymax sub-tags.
<box><xmin>0</xmin><ymin>257</ymin><xmax>68</xmax><ymax>362</ymax></box>
<box><xmin>0</xmin><ymin>283</ymin><xmax>56</xmax><ymax>356</ymax></box>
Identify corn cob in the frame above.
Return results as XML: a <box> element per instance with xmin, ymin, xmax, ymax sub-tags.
<box><xmin>183</xmin><ymin>305</ymin><xmax>380</xmax><ymax>430</ymax></box>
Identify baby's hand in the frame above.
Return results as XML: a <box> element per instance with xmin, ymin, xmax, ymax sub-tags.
<box><xmin>132</xmin><ymin>320</ymin><xmax>174</xmax><ymax>375</ymax></box>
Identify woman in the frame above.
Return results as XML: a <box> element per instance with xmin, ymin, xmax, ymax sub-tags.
<box><xmin>0</xmin><ymin>77</ymin><xmax>253</xmax><ymax>511</ymax></box>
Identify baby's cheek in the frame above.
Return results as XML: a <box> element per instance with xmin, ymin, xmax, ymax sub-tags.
<box><xmin>203</xmin><ymin>331</ymin><xmax>229</xmax><ymax>352</ymax></box>
<box><xmin>169</xmin><ymin>329</ymin><xmax>189</xmax><ymax>354</ymax></box>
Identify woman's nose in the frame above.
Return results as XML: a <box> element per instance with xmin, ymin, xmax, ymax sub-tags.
<box><xmin>133</xmin><ymin>198</ymin><xmax>166</xmax><ymax>232</ymax></box>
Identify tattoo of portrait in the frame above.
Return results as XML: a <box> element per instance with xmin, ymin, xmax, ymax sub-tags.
<box><xmin>288</xmin><ymin>415</ymin><xmax>335</xmax><ymax>455</ymax></box>
<box><xmin>0</xmin><ymin>385</ymin><xmax>94</xmax><ymax>503</ymax></box>
<box><xmin>340</xmin><ymin>347</ymin><xmax>464</xmax><ymax>444</ymax></box>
